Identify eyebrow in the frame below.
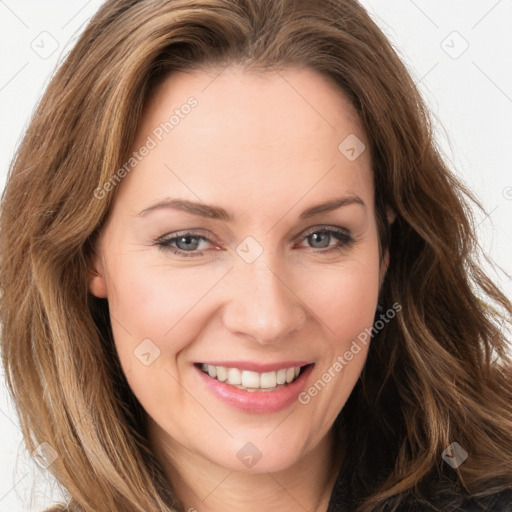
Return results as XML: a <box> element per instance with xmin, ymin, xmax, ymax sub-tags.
<box><xmin>137</xmin><ymin>194</ymin><xmax>365</xmax><ymax>220</ymax></box>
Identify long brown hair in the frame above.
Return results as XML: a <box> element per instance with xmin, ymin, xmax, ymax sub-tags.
<box><xmin>1</xmin><ymin>1</ymin><xmax>511</xmax><ymax>511</ymax></box>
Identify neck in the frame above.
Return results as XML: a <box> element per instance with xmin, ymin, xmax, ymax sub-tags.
<box><xmin>148</xmin><ymin>421</ymin><xmax>344</xmax><ymax>512</ymax></box>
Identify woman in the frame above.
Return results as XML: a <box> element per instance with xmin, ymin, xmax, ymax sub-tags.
<box><xmin>1</xmin><ymin>0</ymin><xmax>511</xmax><ymax>511</ymax></box>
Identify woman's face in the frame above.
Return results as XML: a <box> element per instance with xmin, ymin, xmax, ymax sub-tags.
<box><xmin>89</xmin><ymin>66</ymin><xmax>388</xmax><ymax>473</ymax></box>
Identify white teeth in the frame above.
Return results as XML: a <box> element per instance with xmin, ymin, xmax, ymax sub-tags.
<box><xmin>227</xmin><ymin>367</ymin><xmax>242</xmax><ymax>385</ymax></box>
<box><xmin>276</xmin><ymin>369</ymin><xmax>286</xmax><ymax>385</ymax></box>
<box><xmin>199</xmin><ymin>364</ymin><xmax>304</xmax><ymax>390</ymax></box>
<box><xmin>260</xmin><ymin>372</ymin><xmax>277</xmax><ymax>389</ymax></box>
<box><xmin>216</xmin><ymin>366</ymin><xmax>228</xmax><ymax>382</ymax></box>
<box><xmin>241</xmin><ymin>370</ymin><xmax>259</xmax><ymax>388</ymax></box>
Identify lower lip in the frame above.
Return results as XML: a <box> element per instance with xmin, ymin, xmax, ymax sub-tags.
<box><xmin>194</xmin><ymin>364</ymin><xmax>314</xmax><ymax>414</ymax></box>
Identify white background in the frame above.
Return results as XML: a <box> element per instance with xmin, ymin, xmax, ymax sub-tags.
<box><xmin>1</xmin><ymin>1</ymin><xmax>511</xmax><ymax>510</ymax></box>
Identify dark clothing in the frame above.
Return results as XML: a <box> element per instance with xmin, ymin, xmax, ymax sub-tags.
<box><xmin>326</xmin><ymin>380</ymin><xmax>512</xmax><ymax>512</ymax></box>
<box><xmin>327</xmin><ymin>458</ymin><xmax>512</xmax><ymax>511</ymax></box>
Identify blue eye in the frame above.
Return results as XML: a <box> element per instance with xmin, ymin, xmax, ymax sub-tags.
<box><xmin>301</xmin><ymin>228</ymin><xmax>354</xmax><ymax>251</ymax></box>
<box><xmin>156</xmin><ymin>233</ymin><xmax>210</xmax><ymax>257</ymax></box>
<box><xmin>155</xmin><ymin>227</ymin><xmax>354</xmax><ymax>258</ymax></box>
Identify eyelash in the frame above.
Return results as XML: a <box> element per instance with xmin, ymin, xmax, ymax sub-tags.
<box><xmin>154</xmin><ymin>226</ymin><xmax>355</xmax><ymax>258</ymax></box>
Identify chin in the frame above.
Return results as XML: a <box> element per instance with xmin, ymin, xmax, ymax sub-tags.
<box><xmin>192</xmin><ymin>425</ymin><xmax>318</xmax><ymax>474</ymax></box>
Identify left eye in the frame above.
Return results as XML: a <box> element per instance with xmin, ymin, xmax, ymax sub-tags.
<box><xmin>158</xmin><ymin>233</ymin><xmax>210</xmax><ymax>256</ymax></box>
<box><xmin>155</xmin><ymin>227</ymin><xmax>354</xmax><ymax>257</ymax></box>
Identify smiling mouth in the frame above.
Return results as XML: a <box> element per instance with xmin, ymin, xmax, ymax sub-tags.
<box><xmin>195</xmin><ymin>363</ymin><xmax>313</xmax><ymax>392</ymax></box>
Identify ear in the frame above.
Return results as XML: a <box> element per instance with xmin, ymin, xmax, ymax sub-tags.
<box><xmin>88</xmin><ymin>249</ymin><xmax>108</xmax><ymax>298</ymax></box>
<box><xmin>386</xmin><ymin>206</ymin><xmax>397</xmax><ymax>225</ymax></box>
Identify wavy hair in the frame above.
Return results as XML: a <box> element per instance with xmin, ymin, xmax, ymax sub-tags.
<box><xmin>1</xmin><ymin>0</ymin><xmax>511</xmax><ymax>511</ymax></box>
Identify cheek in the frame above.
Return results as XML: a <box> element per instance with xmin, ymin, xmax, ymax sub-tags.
<box><xmin>105</xmin><ymin>256</ymin><xmax>219</xmax><ymax>415</ymax></box>
<box><xmin>301</xmin><ymin>251</ymin><xmax>381</xmax><ymax>343</ymax></box>
<box><xmin>295</xmin><ymin>254</ymin><xmax>380</xmax><ymax>424</ymax></box>
<box><xmin>105</xmin><ymin>254</ymin><xmax>229</xmax><ymax>362</ymax></box>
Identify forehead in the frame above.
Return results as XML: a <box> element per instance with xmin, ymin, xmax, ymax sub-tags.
<box><xmin>114</xmin><ymin>65</ymin><xmax>373</xmax><ymax>216</ymax></box>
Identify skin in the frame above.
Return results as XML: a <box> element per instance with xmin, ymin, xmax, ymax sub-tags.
<box><xmin>89</xmin><ymin>65</ymin><xmax>394</xmax><ymax>512</ymax></box>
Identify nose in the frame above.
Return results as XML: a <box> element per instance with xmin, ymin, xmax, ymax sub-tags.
<box><xmin>221</xmin><ymin>256</ymin><xmax>307</xmax><ymax>345</ymax></box>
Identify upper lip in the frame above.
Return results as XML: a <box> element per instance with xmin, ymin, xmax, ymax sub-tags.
<box><xmin>196</xmin><ymin>361</ymin><xmax>314</xmax><ymax>373</ymax></box>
